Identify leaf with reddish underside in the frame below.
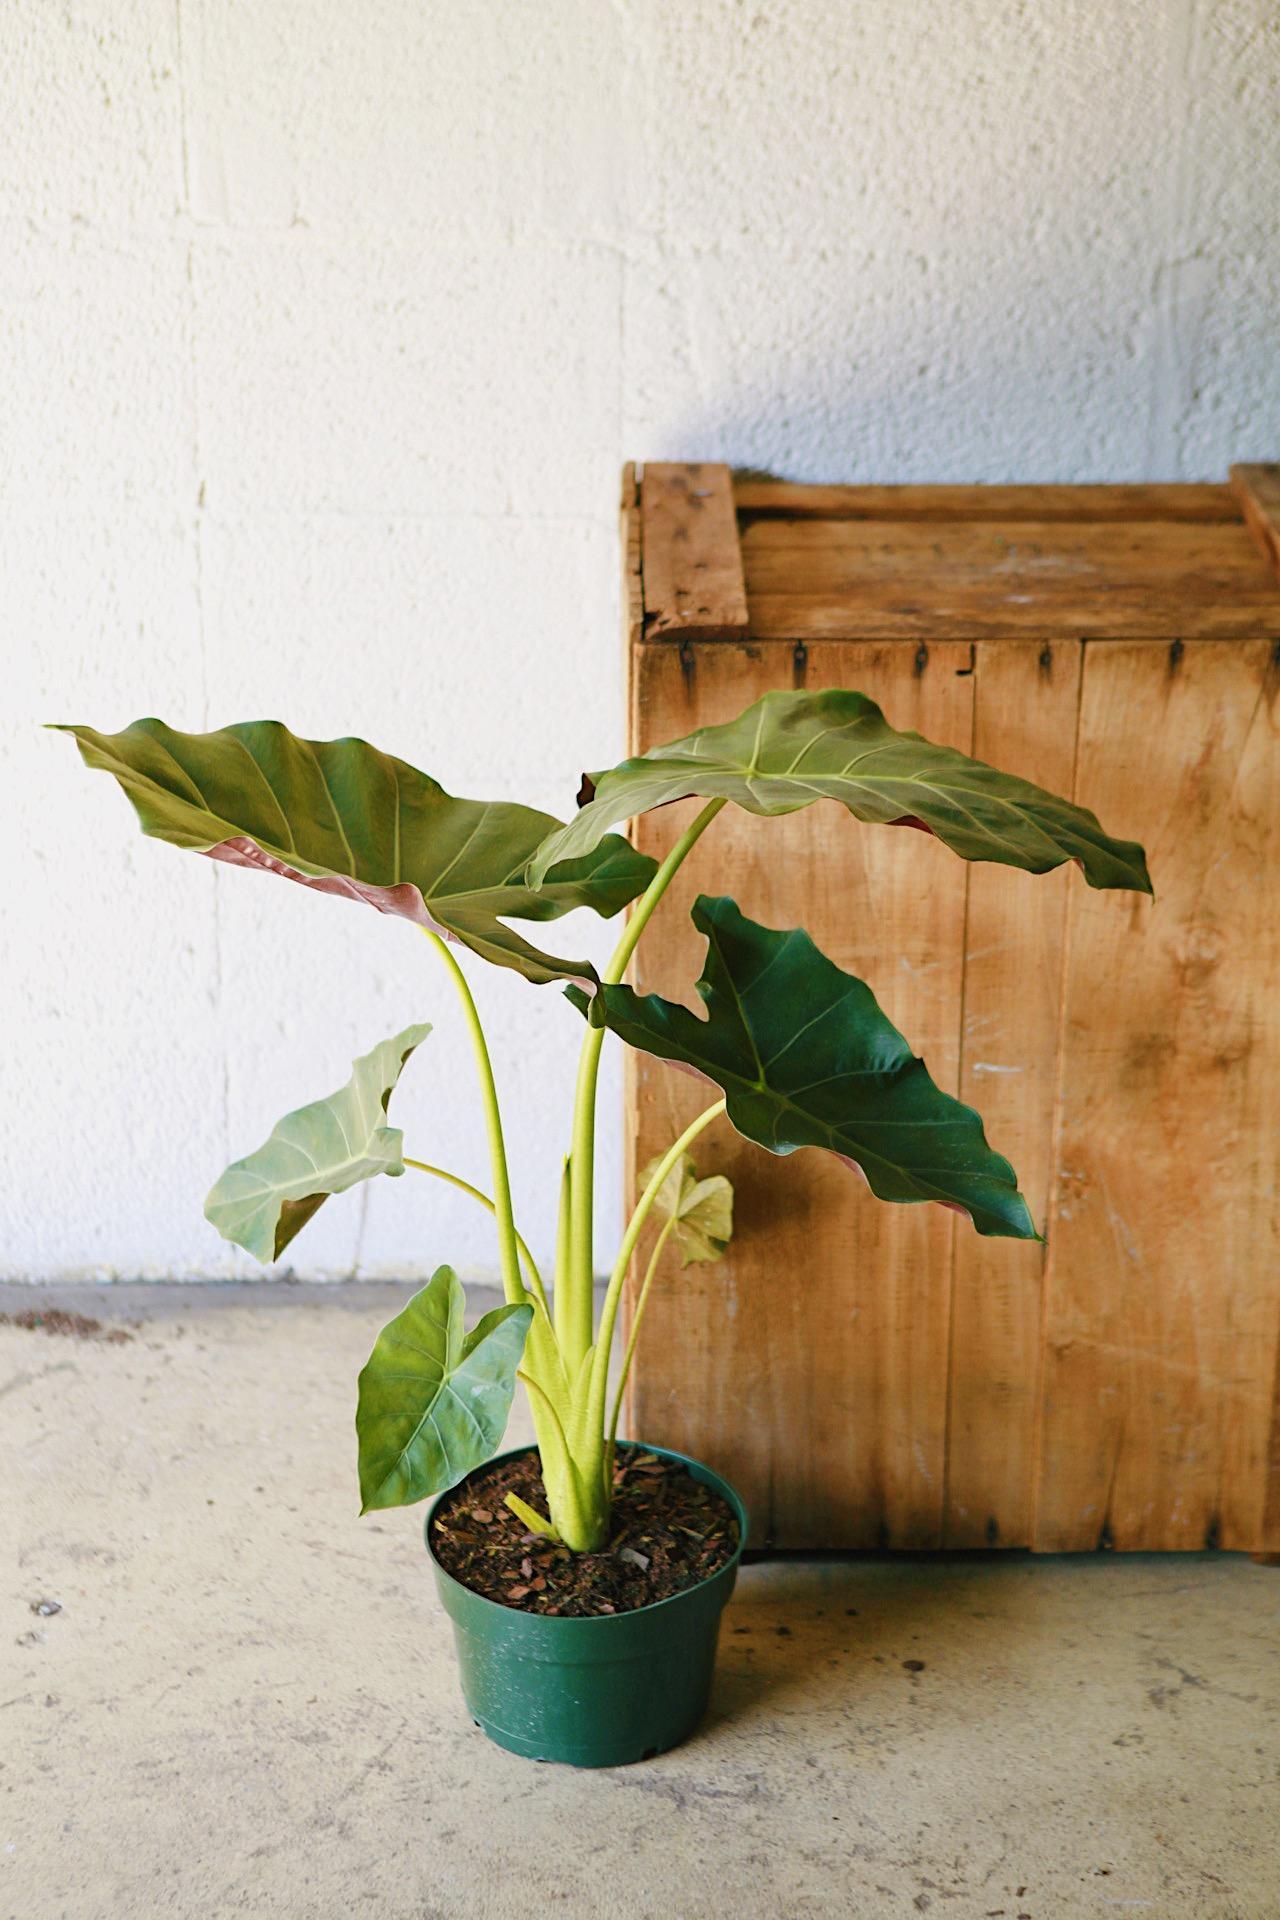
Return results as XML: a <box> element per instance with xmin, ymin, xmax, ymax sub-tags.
<box><xmin>528</xmin><ymin>687</ymin><xmax>1151</xmax><ymax>894</ymax></box>
<box><xmin>570</xmin><ymin>895</ymin><xmax>1039</xmax><ymax>1241</ymax></box>
<box><xmin>53</xmin><ymin>718</ymin><xmax>656</xmax><ymax>987</ymax></box>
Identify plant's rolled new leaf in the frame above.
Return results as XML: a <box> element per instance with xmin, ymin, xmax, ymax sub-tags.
<box><xmin>205</xmin><ymin>1024</ymin><xmax>430</xmax><ymax>1262</ymax></box>
<box><xmin>529</xmin><ymin>688</ymin><xmax>1151</xmax><ymax>894</ymax></box>
<box><xmin>54</xmin><ymin>719</ymin><xmax>656</xmax><ymax>987</ymax></box>
<box><xmin>640</xmin><ymin>1151</ymin><xmax>734</xmax><ymax>1267</ymax></box>
<box><xmin>356</xmin><ymin>1267</ymin><xmax>532</xmax><ymax>1512</ymax></box>
<box><xmin>574</xmin><ymin>897</ymin><xmax>1038</xmax><ymax>1240</ymax></box>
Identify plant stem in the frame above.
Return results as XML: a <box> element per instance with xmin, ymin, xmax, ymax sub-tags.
<box><xmin>552</xmin><ymin>1155</ymin><xmax>575</xmax><ymax>1354</ymax></box>
<box><xmin>419</xmin><ymin>927</ymin><xmax>524</xmax><ymax>1309</ymax></box>
<box><xmin>562</xmin><ymin>798</ymin><xmax>726</xmax><ymax>1367</ymax></box>
<box><xmin>584</xmin><ymin>1098</ymin><xmax>726</xmax><ymax>1444</ymax></box>
<box><xmin>605</xmin><ymin>1213</ymin><xmax>677</xmax><ymax>1482</ymax></box>
<box><xmin>402</xmin><ymin>1157</ymin><xmax>548</xmax><ymax>1317</ymax></box>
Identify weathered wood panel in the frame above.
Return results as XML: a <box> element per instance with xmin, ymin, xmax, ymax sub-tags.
<box><xmin>640</xmin><ymin>462</ymin><xmax>749</xmax><ymax>640</ymax></box>
<box><xmin>1034</xmin><ymin>640</ymin><xmax>1280</xmax><ymax>1552</ymax></box>
<box><xmin>743</xmin><ymin>585</ymin><xmax>1280</xmax><ymax>643</ymax></box>
<box><xmin>625</xmin><ymin>461</ymin><xmax>1280</xmax><ymax>1552</ymax></box>
<box><xmin>620</xmin><ymin>462</ymin><xmax>643</xmax><ymax>654</ymax></box>
<box><xmin>1231</xmin><ymin>463</ymin><xmax>1280</xmax><ymax>580</ymax></box>
<box><xmin>942</xmin><ymin>641</ymin><xmax>1081</xmax><ymax>1547</ymax></box>
<box><xmin>741</xmin><ymin>516</ymin><xmax>1271</xmax><ymax>583</ymax></box>
<box><xmin>734</xmin><ymin>481</ymin><xmax>1240</xmax><ymax>523</ymax></box>
<box><xmin>626</xmin><ymin>639</ymin><xmax>974</xmax><ymax>1547</ymax></box>
<box><xmin>739</xmin><ymin>513</ymin><xmax>1280</xmax><ymax>640</ymax></box>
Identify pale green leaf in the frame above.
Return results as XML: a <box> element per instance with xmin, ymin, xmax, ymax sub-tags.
<box><xmin>639</xmin><ymin>1150</ymin><xmax>734</xmax><ymax>1266</ymax></box>
<box><xmin>204</xmin><ymin>1024</ymin><xmax>430</xmax><ymax>1263</ymax></box>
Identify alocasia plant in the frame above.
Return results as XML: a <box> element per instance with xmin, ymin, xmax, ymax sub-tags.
<box><xmin>57</xmin><ymin>688</ymin><xmax>1150</xmax><ymax>1552</ymax></box>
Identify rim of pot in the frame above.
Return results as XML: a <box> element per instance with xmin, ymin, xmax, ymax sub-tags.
<box><xmin>423</xmin><ymin>1439</ymin><xmax>749</xmax><ymax>1625</ymax></box>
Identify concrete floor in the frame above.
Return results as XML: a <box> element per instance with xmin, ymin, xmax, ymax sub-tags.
<box><xmin>3</xmin><ymin>1285</ymin><xmax>1278</xmax><ymax>1920</ymax></box>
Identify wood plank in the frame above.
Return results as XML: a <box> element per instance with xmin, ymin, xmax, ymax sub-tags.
<box><xmin>1033</xmin><ymin>640</ymin><xmax>1280</xmax><ymax>1552</ymax></box>
<box><xmin>743</xmin><ymin>586</ymin><xmax>1280</xmax><ymax>642</ymax></box>
<box><xmin>625</xmin><ymin>638</ymin><xmax>974</xmax><ymax>1548</ymax></box>
<box><xmin>640</xmin><ymin>462</ymin><xmax>749</xmax><ymax>640</ymax></box>
<box><xmin>1231</xmin><ymin>463</ymin><xmax>1280</xmax><ymax>581</ymax></box>
<box><xmin>734</xmin><ymin>481</ymin><xmax>1241</xmax><ymax>523</ymax></box>
<box><xmin>942</xmin><ymin>641</ymin><xmax>1080</xmax><ymax>1548</ymax></box>
<box><xmin>620</xmin><ymin>463</ymin><xmax>643</xmax><ymax>655</ymax></box>
<box><xmin>740</xmin><ymin>518</ymin><xmax>1280</xmax><ymax>642</ymax></box>
<box><xmin>741</xmin><ymin>516</ymin><xmax>1271</xmax><ymax>582</ymax></box>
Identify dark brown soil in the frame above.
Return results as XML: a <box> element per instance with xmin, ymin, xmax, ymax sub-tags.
<box><xmin>0</xmin><ymin>1309</ymin><xmax>132</xmax><ymax>1343</ymax></box>
<box><xmin>430</xmin><ymin>1446</ymin><xmax>739</xmax><ymax>1617</ymax></box>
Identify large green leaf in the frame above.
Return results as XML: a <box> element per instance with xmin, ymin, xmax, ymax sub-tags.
<box><xmin>356</xmin><ymin>1267</ymin><xmax>532</xmax><ymax>1512</ymax></box>
<box><xmin>529</xmin><ymin>687</ymin><xmax>1151</xmax><ymax>893</ymax></box>
<box><xmin>574</xmin><ymin>896</ymin><xmax>1038</xmax><ymax>1240</ymax></box>
<box><xmin>205</xmin><ymin>1024</ymin><xmax>430</xmax><ymax>1262</ymax></box>
<box><xmin>55</xmin><ymin>719</ymin><xmax>657</xmax><ymax>986</ymax></box>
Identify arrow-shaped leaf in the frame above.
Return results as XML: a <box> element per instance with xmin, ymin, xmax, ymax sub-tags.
<box><xmin>55</xmin><ymin>719</ymin><xmax>656</xmax><ymax>987</ymax></box>
<box><xmin>574</xmin><ymin>896</ymin><xmax>1038</xmax><ymax>1240</ymax></box>
<box><xmin>639</xmin><ymin>1151</ymin><xmax>734</xmax><ymax>1266</ymax></box>
<box><xmin>205</xmin><ymin>1024</ymin><xmax>430</xmax><ymax>1262</ymax></box>
<box><xmin>356</xmin><ymin>1267</ymin><xmax>532</xmax><ymax>1512</ymax></box>
<box><xmin>530</xmin><ymin>687</ymin><xmax>1151</xmax><ymax>894</ymax></box>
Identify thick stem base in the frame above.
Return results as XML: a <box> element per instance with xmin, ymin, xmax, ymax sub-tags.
<box><xmin>535</xmin><ymin>1438</ymin><xmax>611</xmax><ymax>1553</ymax></box>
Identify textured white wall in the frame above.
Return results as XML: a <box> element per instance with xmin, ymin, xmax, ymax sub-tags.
<box><xmin>4</xmin><ymin>0</ymin><xmax>1277</xmax><ymax>1280</ymax></box>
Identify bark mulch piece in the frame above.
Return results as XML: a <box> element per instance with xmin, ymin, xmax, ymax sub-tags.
<box><xmin>430</xmin><ymin>1446</ymin><xmax>738</xmax><ymax>1617</ymax></box>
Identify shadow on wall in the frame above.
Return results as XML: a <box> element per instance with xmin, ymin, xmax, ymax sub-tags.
<box><xmin>625</xmin><ymin>236</ymin><xmax>1242</xmax><ymax>485</ymax></box>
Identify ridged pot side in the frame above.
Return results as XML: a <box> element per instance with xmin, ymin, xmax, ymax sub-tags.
<box><xmin>425</xmin><ymin>1442</ymin><xmax>748</xmax><ymax>1767</ymax></box>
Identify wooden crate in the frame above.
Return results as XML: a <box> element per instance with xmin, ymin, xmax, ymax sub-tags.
<box><xmin>622</xmin><ymin>460</ymin><xmax>1280</xmax><ymax>1554</ymax></box>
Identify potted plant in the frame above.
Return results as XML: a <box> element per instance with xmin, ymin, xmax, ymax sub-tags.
<box><xmin>56</xmin><ymin>687</ymin><xmax>1150</xmax><ymax>1766</ymax></box>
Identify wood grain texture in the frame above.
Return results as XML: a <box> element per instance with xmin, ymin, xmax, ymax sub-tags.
<box><xmin>640</xmin><ymin>462</ymin><xmax>749</xmax><ymax>640</ymax></box>
<box><xmin>1231</xmin><ymin>463</ymin><xmax>1280</xmax><ymax>582</ymax></box>
<box><xmin>738</xmin><ymin>516</ymin><xmax>1280</xmax><ymax>641</ymax></box>
<box><xmin>624</xmin><ymin>466</ymin><xmax>1280</xmax><ymax>1553</ymax></box>
<box><xmin>741</xmin><ymin>516</ymin><xmax>1269</xmax><ymax>579</ymax></box>
<box><xmin>1034</xmin><ymin>640</ymin><xmax>1280</xmax><ymax>1552</ymax></box>
<box><xmin>734</xmin><ymin>481</ymin><xmax>1241</xmax><ymax>523</ymax></box>
<box><xmin>625</xmin><ymin>639</ymin><xmax>973</xmax><ymax>1548</ymax></box>
<box><xmin>742</xmin><ymin>590</ymin><xmax>1280</xmax><ymax>642</ymax></box>
<box><xmin>620</xmin><ymin>463</ymin><xmax>643</xmax><ymax>655</ymax></box>
<box><xmin>942</xmin><ymin>641</ymin><xmax>1081</xmax><ymax>1548</ymax></box>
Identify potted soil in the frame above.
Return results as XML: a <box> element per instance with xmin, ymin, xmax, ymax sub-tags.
<box><xmin>427</xmin><ymin>1441</ymin><xmax>746</xmax><ymax>1765</ymax></box>
<box><xmin>56</xmin><ymin>688</ymin><xmax>1149</xmax><ymax>1764</ymax></box>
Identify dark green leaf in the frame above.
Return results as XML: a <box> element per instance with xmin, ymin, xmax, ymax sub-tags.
<box><xmin>55</xmin><ymin>719</ymin><xmax>656</xmax><ymax>986</ymax></box>
<box><xmin>574</xmin><ymin>896</ymin><xmax>1039</xmax><ymax>1240</ymax></box>
<box><xmin>356</xmin><ymin>1267</ymin><xmax>532</xmax><ymax>1512</ymax></box>
<box><xmin>530</xmin><ymin>688</ymin><xmax>1150</xmax><ymax>894</ymax></box>
<box><xmin>205</xmin><ymin>1024</ymin><xmax>430</xmax><ymax>1262</ymax></box>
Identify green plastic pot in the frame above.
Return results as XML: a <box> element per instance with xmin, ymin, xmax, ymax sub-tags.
<box><xmin>425</xmin><ymin>1441</ymin><xmax>747</xmax><ymax>1768</ymax></box>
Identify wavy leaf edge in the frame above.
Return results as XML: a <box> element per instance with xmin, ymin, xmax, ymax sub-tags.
<box><xmin>575</xmin><ymin>894</ymin><xmax>1041</xmax><ymax>1242</ymax></box>
<box><xmin>527</xmin><ymin>687</ymin><xmax>1152</xmax><ymax>897</ymax></box>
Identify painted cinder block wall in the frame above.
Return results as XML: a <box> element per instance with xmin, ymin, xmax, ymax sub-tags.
<box><xmin>4</xmin><ymin>0</ymin><xmax>1277</xmax><ymax>1280</ymax></box>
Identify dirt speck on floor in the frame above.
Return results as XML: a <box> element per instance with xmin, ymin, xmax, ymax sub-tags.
<box><xmin>0</xmin><ymin>1306</ymin><xmax>132</xmax><ymax>1342</ymax></box>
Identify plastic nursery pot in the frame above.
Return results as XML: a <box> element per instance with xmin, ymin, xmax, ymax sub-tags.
<box><xmin>425</xmin><ymin>1441</ymin><xmax>748</xmax><ymax>1768</ymax></box>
